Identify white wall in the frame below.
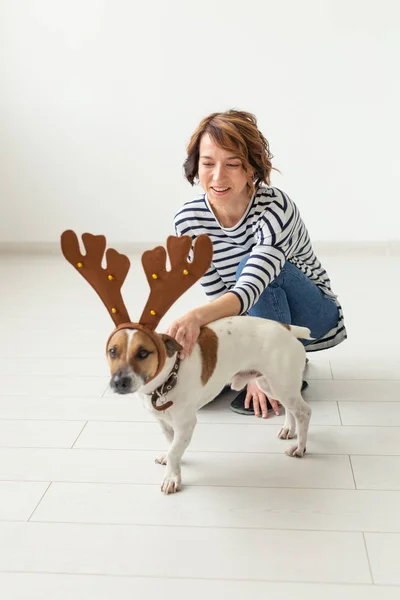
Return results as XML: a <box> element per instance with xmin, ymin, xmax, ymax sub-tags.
<box><xmin>0</xmin><ymin>0</ymin><xmax>399</xmax><ymax>244</ymax></box>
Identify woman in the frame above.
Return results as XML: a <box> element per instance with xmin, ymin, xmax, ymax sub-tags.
<box><xmin>167</xmin><ymin>110</ymin><xmax>346</xmax><ymax>418</ymax></box>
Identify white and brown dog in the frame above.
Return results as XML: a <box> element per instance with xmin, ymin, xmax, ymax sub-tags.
<box><xmin>108</xmin><ymin>316</ymin><xmax>312</xmax><ymax>494</ymax></box>
<box><xmin>61</xmin><ymin>230</ymin><xmax>312</xmax><ymax>495</ymax></box>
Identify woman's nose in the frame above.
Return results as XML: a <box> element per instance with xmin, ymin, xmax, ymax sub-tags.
<box><xmin>212</xmin><ymin>164</ymin><xmax>224</xmax><ymax>181</ymax></box>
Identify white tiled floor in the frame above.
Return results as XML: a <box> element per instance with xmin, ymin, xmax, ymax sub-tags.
<box><xmin>1</xmin><ymin>251</ymin><xmax>400</xmax><ymax>599</ymax></box>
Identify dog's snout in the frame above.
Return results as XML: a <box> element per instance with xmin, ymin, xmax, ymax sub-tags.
<box><xmin>111</xmin><ymin>372</ymin><xmax>133</xmax><ymax>394</ymax></box>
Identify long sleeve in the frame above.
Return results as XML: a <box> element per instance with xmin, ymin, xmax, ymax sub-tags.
<box><xmin>229</xmin><ymin>193</ymin><xmax>288</xmax><ymax>314</ymax></box>
<box><xmin>229</xmin><ymin>242</ymin><xmax>286</xmax><ymax>314</ymax></box>
<box><xmin>174</xmin><ymin>213</ymin><xmax>228</xmax><ymax>301</ymax></box>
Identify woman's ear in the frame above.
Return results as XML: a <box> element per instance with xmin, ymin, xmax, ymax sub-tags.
<box><xmin>160</xmin><ymin>334</ymin><xmax>183</xmax><ymax>357</ymax></box>
<box><xmin>246</xmin><ymin>168</ymin><xmax>256</xmax><ymax>195</ymax></box>
<box><xmin>247</xmin><ymin>167</ymin><xmax>255</xmax><ymax>181</ymax></box>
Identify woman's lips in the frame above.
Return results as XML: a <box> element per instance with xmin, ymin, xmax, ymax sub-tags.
<box><xmin>211</xmin><ymin>187</ymin><xmax>230</xmax><ymax>196</ymax></box>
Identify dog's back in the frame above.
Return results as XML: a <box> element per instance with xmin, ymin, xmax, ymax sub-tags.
<box><xmin>186</xmin><ymin>315</ymin><xmax>309</xmax><ymax>407</ymax></box>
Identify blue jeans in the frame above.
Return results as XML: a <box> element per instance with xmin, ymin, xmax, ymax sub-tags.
<box><xmin>236</xmin><ymin>257</ymin><xmax>339</xmax><ymax>349</ymax></box>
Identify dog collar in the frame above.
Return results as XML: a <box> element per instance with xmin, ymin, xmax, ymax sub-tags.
<box><xmin>150</xmin><ymin>357</ymin><xmax>181</xmax><ymax>411</ymax></box>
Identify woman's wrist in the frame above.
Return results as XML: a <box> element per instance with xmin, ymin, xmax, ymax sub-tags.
<box><xmin>188</xmin><ymin>306</ymin><xmax>208</xmax><ymax>328</ymax></box>
<box><xmin>190</xmin><ymin>293</ymin><xmax>241</xmax><ymax>328</ymax></box>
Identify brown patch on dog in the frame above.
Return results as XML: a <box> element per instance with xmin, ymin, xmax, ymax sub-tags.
<box><xmin>128</xmin><ymin>330</ymin><xmax>159</xmax><ymax>383</ymax></box>
<box><xmin>280</xmin><ymin>322</ymin><xmax>291</xmax><ymax>331</ymax></box>
<box><xmin>106</xmin><ymin>329</ymin><xmax>128</xmax><ymax>376</ymax></box>
<box><xmin>197</xmin><ymin>327</ymin><xmax>218</xmax><ymax>385</ymax></box>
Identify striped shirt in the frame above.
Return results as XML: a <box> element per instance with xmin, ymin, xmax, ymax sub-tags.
<box><xmin>174</xmin><ymin>185</ymin><xmax>347</xmax><ymax>351</ymax></box>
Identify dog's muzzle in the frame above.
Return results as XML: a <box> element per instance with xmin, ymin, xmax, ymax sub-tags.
<box><xmin>110</xmin><ymin>371</ymin><xmax>134</xmax><ymax>394</ymax></box>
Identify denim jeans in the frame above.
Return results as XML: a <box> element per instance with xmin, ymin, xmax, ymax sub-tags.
<box><xmin>236</xmin><ymin>257</ymin><xmax>339</xmax><ymax>348</ymax></box>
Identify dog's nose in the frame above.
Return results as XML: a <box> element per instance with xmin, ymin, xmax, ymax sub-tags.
<box><xmin>111</xmin><ymin>373</ymin><xmax>133</xmax><ymax>394</ymax></box>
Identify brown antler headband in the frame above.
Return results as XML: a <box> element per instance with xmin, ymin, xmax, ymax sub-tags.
<box><xmin>139</xmin><ymin>234</ymin><xmax>213</xmax><ymax>329</ymax></box>
<box><xmin>60</xmin><ymin>231</ymin><xmax>131</xmax><ymax>326</ymax></box>
<box><xmin>60</xmin><ymin>230</ymin><xmax>213</xmax><ymax>376</ymax></box>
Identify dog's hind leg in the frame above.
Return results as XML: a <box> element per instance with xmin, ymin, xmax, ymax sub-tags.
<box><xmin>283</xmin><ymin>396</ymin><xmax>312</xmax><ymax>458</ymax></box>
<box><xmin>155</xmin><ymin>420</ymin><xmax>174</xmax><ymax>466</ymax></box>
<box><xmin>161</xmin><ymin>416</ymin><xmax>197</xmax><ymax>495</ymax></box>
<box><xmin>253</xmin><ymin>375</ymin><xmax>275</xmax><ymax>400</ymax></box>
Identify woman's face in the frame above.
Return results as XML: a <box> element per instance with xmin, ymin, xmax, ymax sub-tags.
<box><xmin>198</xmin><ymin>133</ymin><xmax>251</xmax><ymax>205</ymax></box>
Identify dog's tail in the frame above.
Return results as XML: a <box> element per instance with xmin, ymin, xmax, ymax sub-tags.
<box><xmin>288</xmin><ymin>325</ymin><xmax>314</xmax><ymax>340</ymax></box>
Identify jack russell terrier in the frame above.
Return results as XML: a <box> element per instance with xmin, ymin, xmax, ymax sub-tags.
<box><xmin>61</xmin><ymin>230</ymin><xmax>312</xmax><ymax>495</ymax></box>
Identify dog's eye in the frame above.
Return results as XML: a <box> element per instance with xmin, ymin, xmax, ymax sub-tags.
<box><xmin>108</xmin><ymin>347</ymin><xmax>118</xmax><ymax>359</ymax></box>
<box><xmin>136</xmin><ymin>349</ymin><xmax>150</xmax><ymax>360</ymax></box>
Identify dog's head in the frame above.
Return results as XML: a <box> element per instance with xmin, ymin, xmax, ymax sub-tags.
<box><xmin>107</xmin><ymin>327</ymin><xmax>182</xmax><ymax>395</ymax></box>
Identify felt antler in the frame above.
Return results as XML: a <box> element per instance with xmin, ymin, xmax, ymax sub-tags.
<box><xmin>139</xmin><ymin>235</ymin><xmax>213</xmax><ymax>329</ymax></box>
<box><xmin>60</xmin><ymin>231</ymin><xmax>213</xmax><ymax>332</ymax></box>
<box><xmin>60</xmin><ymin>230</ymin><xmax>131</xmax><ymax>326</ymax></box>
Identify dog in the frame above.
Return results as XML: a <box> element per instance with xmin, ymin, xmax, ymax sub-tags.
<box><xmin>60</xmin><ymin>230</ymin><xmax>312</xmax><ymax>495</ymax></box>
<box><xmin>108</xmin><ymin>316</ymin><xmax>312</xmax><ymax>494</ymax></box>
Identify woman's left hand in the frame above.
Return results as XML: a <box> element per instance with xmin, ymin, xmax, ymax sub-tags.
<box><xmin>245</xmin><ymin>380</ymin><xmax>281</xmax><ymax>418</ymax></box>
<box><xmin>166</xmin><ymin>311</ymin><xmax>201</xmax><ymax>359</ymax></box>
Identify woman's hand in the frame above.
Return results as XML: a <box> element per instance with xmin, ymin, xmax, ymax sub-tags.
<box><xmin>166</xmin><ymin>311</ymin><xmax>201</xmax><ymax>359</ymax></box>
<box><xmin>245</xmin><ymin>380</ymin><xmax>280</xmax><ymax>418</ymax></box>
<box><xmin>165</xmin><ymin>294</ymin><xmax>241</xmax><ymax>360</ymax></box>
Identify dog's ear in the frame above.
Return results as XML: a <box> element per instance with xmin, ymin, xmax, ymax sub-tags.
<box><xmin>160</xmin><ymin>334</ymin><xmax>182</xmax><ymax>357</ymax></box>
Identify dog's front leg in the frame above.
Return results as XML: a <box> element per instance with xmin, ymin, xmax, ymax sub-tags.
<box><xmin>155</xmin><ymin>420</ymin><xmax>174</xmax><ymax>466</ymax></box>
<box><xmin>161</xmin><ymin>417</ymin><xmax>197</xmax><ymax>495</ymax></box>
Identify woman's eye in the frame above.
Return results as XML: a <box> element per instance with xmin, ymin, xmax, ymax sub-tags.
<box><xmin>201</xmin><ymin>162</ymin><xmax>240</xmax><ymax>168</ymax></box>
<box><xmin>136</xmin><ymin>349</ymin><xmax>150</xmax><ymax>360</ymax></box>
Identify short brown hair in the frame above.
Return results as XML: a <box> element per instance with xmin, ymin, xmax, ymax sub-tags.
<box><xmin>184</xmin><ymin>110</ymin><xmax>275</xmax><ymax>196</ymax></box>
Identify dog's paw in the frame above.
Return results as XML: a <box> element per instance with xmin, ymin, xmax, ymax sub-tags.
<box><xmin>277</xmin><ymin>427</ymin><xmax>295</xmax><ymax>440</ymax></box>
<box><xmin>161</xmin><ymin>474</ymin><xmax>181</xmax><ymax>495</ymax></box>
<box><xmin>286</xmin><ymin>445</ymin><xmax>306</xmax><ymax>458</ymax></box>
<box><xmin>155</xmin><ymin>453</ymin><xmax>167</xmax><ymax>465</ymax></box>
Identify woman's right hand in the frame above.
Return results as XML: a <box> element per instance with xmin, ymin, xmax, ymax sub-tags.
<box><xmin>165</xmin><ymin>310</ymin><xmax>202</xmax><ymax>360</ymax></box>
